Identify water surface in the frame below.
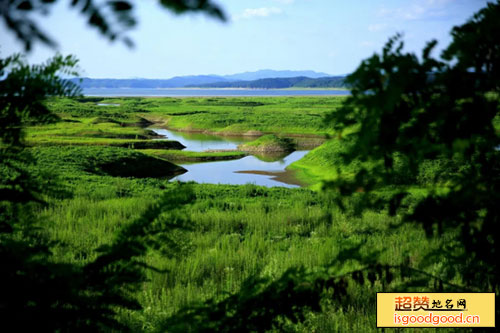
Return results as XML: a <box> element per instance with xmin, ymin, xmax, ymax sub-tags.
<box><xmin>172</xmin><ymin>151</ymin><xmax>309</xmax><ymax>188</ymax></box>
<box><xmin>152</xmin><ymin>128</ymin><xmax>252</xmax><ymax>152</ymax></box>
<box><xmin>150</xmin><ymin>128</ymin><xmax>309</xmax><ymax>188</ymax></box>
<box><xmin>84</xmin><ymin>88</ymin><xmax>349</xmax><ymax>97</ymax></box>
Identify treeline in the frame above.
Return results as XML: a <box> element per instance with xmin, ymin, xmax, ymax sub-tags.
<box><xmin>189</xmin><ymin>76</ymin><xmax>347</xmax><ymax>89</ymax></box>
<box><xmin>71</xmin><ymin>76</ymin><xmax>347</xmax><ymax>89</ymax></box>
<box><xmin>72</xmin><ymin>76</ymin><xmax>228</xmax><ymax>88</ymax></box>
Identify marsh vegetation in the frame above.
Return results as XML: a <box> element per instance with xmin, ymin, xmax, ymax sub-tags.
<box><xmin>2</xmin><ymin>2</ymin><xmax>500</xmax><ymax>331</ymax></box>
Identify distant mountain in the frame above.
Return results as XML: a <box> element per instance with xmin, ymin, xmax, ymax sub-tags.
<box><xmin>223</xmin><ymin>69</ymin><xmax>331</xmax><ymax>81</ymax></box>
<box><xmin>189</xmin><ymin>77</ymin><xmax>310</xmax><ymax>89</ymax></box>
<box><xmin>158</xmin><ymin>75</ymin><xmax>229</xmax><ymax>87</ymax></box>
<box><xmin>75</xmin><ymin>75</ymin><xmax>228</xmax><ymax>88</ymax></box>
<box><xmin>74</xmin><ymin>70</ymin><xmax>338</xmax><ymax>89</ymax></box>
<box><xmin>188</xmin><ymin>76</ymin><xmax>347</xmax><ymax>89</ymax></box>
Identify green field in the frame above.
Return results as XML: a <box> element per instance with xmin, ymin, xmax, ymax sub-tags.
<box><xmin>8</xmin><ymin>96</ymin><xmax>468</xmax><ymax>331</ymax></box>
<box><xmin>29</xmin><ymin>145</ymin><xmax>452</xmax><ymax>332</ymax></box>
<box><xmin>46</xmin><ymin>96</ymin><xmax>344</xmax><ymax>136</ymax></box>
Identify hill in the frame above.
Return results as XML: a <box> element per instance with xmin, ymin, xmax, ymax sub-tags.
<box><xmin>74</xmin><ymin>76</ymin><xmax>228</xmax><ymax>88</ymax></box>
<box><xmin>224</xmin><ymin>69</ymin><xmax>330</xmax><ymax>81</ymax></box>
<box><xmin>73</xmin><ymin>70</ymin><xmax>336</xmax><ymax>89</ymax></box>
<box><xmin>188</xmin><ymin>76</ymin><xmax>347</xmax><ymax>89</ymax></box>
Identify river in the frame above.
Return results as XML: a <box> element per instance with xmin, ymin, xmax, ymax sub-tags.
<box><xmin>151</xmin><ymin>128</ymin><xmax>310</xmax><ymax>188</ymax></box>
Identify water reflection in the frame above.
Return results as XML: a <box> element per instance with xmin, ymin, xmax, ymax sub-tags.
<box><xmin>150</xmin><ymin>128</ymin><xmax>310</xmax><ymax>188</ymax></box>
<box><xmin>172</xmin><ymin>151</ymin><xmax>309</xmax><ymax>188</ymax></box>
<box><xmin>152</xmin><ymin>128</ymin><xmax>252</xmax><ymax>152</ymax></box>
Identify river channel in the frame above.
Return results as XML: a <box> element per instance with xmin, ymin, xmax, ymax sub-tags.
<box><xmin>151</xmin><ymin>128</ymin><xmax>311</xmax><ymax>188</ymax></box>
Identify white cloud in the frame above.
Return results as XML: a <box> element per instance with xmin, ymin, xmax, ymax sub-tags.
<box><xmin>233</xmin><ymin>7</ymin><xmax>283</xmax><ymax>21</ymax></box>
<box><xmin>378</xmin><ymin>0</ymin><xmax>457</xmax><ymax>21</ymax></box>
<box><xmin>368</xmin><ymin>23</ymin><xmax>388</xmax><ymax>32</ymax></box>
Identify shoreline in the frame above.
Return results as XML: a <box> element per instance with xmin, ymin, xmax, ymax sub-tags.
<box><xmin>147</xmin><ymin>123</ymin><xmax>329</xmax><ymax>140</ymax></box>
<box><xmin>82</xmin><ymin>88</ymin><xmax>350</xmax><ymax>97</ymax></box>
<box><xmin>83</xmin><ymin>87</ymin><xmax>348</xmax><ymax>91</ymax></box>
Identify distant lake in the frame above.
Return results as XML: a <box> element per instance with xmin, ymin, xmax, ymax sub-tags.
<box><xmin>83</xmin><ymin>88</ymin><xmax>350</xmax><ymax>97</ymax></box>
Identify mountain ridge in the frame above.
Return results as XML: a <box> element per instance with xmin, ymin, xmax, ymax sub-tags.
<box><xmin>187</xmin><ymin>76</ymin><xmax>347</xmax><ymax>89</ymax></box>
<box><xmin>74</xmin><ymin>69</ymin><xmax>338</xmax><ymax>88</ymax></box>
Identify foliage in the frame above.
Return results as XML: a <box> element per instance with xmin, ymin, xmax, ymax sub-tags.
<box><xmin>0</xmin><ymin>54</ymin><xmax>81</xmax><ymax>226</ymax></box>
<box><xmin>325</xmin><ymin>3</ymin><xmax>500</xmax><ymax>292</ymax></box>
<box><xmin>0</xmin><ymin>53</ymin><xmax>189</xmax><ymax>331</ymax></box>
<box><xmin>1</xmin><ymin>182</ymin><xmax>194</xmax><ymax>331</ymax></box>
<box><xmin>1</xmin><ymin>0</ymin><xmax>225</xmax><ymax>50</ymax></box>
<box><xmin>0</xmin><ymin>54</ymin><xmax>81</xmax><ymax>146</ymax></box>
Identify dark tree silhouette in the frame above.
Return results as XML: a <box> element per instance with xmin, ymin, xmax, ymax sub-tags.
<box><xmin>0</xmin><ymin>52</ymin><xmax>199</xmax><ymax>330</ymax></box>
<box><xmin>326</xmin><ymin>2</ymin><xmax>500</xmax><ymax>292</ymax></box>
<box><xmin>0</xmin><ymin>0</ymin><xmax>225</xmax><ymax>330</ymax></box>
<box><xmin>1</xmin><ymin>0</ymin><xmax>226</xmax><ymax>50</ymax></box>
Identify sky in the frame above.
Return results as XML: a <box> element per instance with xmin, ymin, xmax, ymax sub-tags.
<box><xmin>0</xmin><ymin>0</ymin><xmax>491</xmax><ymax>78</ymax></box>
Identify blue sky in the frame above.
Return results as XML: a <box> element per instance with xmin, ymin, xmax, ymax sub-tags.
<box><xmin>0</xmin><ymin>0</ymin><xmax>491</xmax><ymax>78</ymax></box>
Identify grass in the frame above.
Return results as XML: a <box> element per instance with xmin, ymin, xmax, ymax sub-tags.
<box><xmin>27</xmin><ymin>136</ymin><xmax>185</xmax><ymax>149</ymax></box>
<box><xmin>140</xmin><ymin>149</ymin><xmax>247</xmax><ymax>162</ymax></box>
<box><xmin>45</xmin><ymin>96</ymin><xmax>346</xmax><ymax>136</ymax></box>
<box><xmin>288</xmin><ymin>139</ymin><xmax>354</xmax><ymax>185</ymax></box>
<box><xmin>36</xmin><ymin>171</ymin><xmax>455</xmax><ymax>332</ymax></box>
<box><xmin>238</xmin><ymin>134</ymin><xmax>295</xmax><ymax>153</ymax></box>
<box><xmin>27</xmin><ymin>117</ymin><xmax>156</xmax><ymax>139</ymax></box>
<box><xmin>19</xmin><ymin>96</ymin><xmax>466</xmax><ymax>331</ymax></box>
<box><xmin>30</xmin><ymin>146</ymin><xmax>186</xmax><ymax>178</ymax></box>
<box><xmin>25</xmin><ymin>117</ymin><xmax>185</xmax><ymax>149</ymax></box>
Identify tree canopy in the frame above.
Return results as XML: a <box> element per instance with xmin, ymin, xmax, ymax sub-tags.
<box><xmin>326</xmin><ymin>1</ymin><xmax>500</xmax><ymax>291</ymax></box>
<box><xmin>1</xmin><ymin>0</ymin><xmax>226</xmax><ymax>50</ymax></box>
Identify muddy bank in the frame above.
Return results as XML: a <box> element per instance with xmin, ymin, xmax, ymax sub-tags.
<box><xmin>234</xmin><ymin>169</ymin><xmax>307</xmax><ymax>187</ymax></box>
<box><xmin>146</xmin><ymin>151</ymin><xmax>247</xmax><ymax>162</ymax></box>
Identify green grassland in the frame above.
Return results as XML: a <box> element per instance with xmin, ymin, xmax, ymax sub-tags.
<box><xmin>30</xmin><ymin>96</ymin><xmax>344</xmax><ymax>164</ymax></box>
<box><xmin>30</xmin><ymin>145</ymin><xmax>454</xmax><ymax>332</ymax></box>
<box><xmin>26</xmin><ymin>96</ymin><xmax>344</xmax><ymax>168</ymax></box>
<box><xmin>19</xmin><ymin>96</ymin><xmax>464</xmax><ymax>331</ymax></box>
<box><xmin>25</xmin><ymin>115</ymin><xmax>185</xmax><ymax>149</ymax></box>
<box><xmin>238</xmin><ymin>134</ymin><xmax>295</xmax><ymax>153</ymax></box>
<box><xmin>46</xmin><ymin>96</ymin><xmax>344</xmax><ymax>136</ymax></box>
<box><xmin>30</xmin><ymin>146</ymin><xmax>186</xmax><ymax>178</ymax></box>
<box><xmin>289</xmin><ymin>139</ymin><xmax>351</xmax><ymax>185</ymax></box>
